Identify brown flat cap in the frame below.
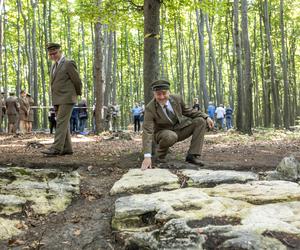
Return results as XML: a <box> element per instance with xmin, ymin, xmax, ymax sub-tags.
<box><xmin>151</xmin><ymin>80</ymin><xmax>170</xmax><ymax>91</ymax></box>
<box><xmin>46</xmin><ymin>42</ymin><xmax>61</xmax><ymax>51</ymax></box>
<box><xmin>26</xmin><ymin>93</ymin><xmax>31</xmax><ymax>96</ymax></box>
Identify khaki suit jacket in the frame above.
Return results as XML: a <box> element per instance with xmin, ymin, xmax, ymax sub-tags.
<box><xmin>5</xmin><ymin>96</ymin><xmax>19</xmax><ymax>115</ymax></box>
<box><xmin>19</xmin><ymin>96</ymin><xmax>30</xmax><ymax>121</ymax></box>
<box><xmin>50</xmin><ymin>57</ymin><xmax>82</xmax><ymax>105</ymax></box>
<box><xmin>142</xmin><ymin>94</ymin><xmax>208</xmax><ymax>154</ymax></box>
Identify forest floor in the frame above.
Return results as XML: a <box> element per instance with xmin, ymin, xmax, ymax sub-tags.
<box><xmin>0</xmin><ymin>128</ymin><xmax>300</xmax><ymax>249</ymax></box>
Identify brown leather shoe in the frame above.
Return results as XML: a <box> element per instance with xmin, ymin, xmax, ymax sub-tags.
<box><xmin>185</xmin><ymin>154</ymin><xmax>204</xmax><ymax>166</ymax></box>
<box><xmin>41</xmin><ymin>148</ymin><xmax>60</xmax><ymax>156</ymax></box>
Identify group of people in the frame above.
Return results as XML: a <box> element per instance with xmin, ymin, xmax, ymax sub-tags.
<box><xmin>207</xmin><ymin>102</ymin><xmax>233</xmax><ymax>130</ymax></box>
<box><xmin>192</xmin><ymin>98</ymin><xmax>233</xmax><ymax>130</ymax></box>
<box><xmin>69</xmin><ymin>98</ymin><xmax>88</xmax><ymax>134</ymax></box>
<box><xmin>0</xmin><ymin>90</ymin><xmax>34</xmax><ymax>134</ymax></box>
<box><xmin>39</xmin><ymin>42</ymin><xmax>224</xmax><ymax>171</ymax></box>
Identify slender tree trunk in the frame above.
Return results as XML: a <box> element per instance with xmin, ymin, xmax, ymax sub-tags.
<box><xmin>37</xmin><ymin>4</ymin><xmax>47</xmax><ymax>129</ymax></box>
<box><xmin>111</xmin><ymin>31</ymin><xmax>117</xmax><ymax>104</ymax></box>
<box><xmin>206</xmin><ymin>15</ymin><xmax>219</xmax><ymax>105</ymax></box>
<box><xmin>144</xmin><ymin>0</ymin><xmax>160</xmax><ymax>104</ymax></box>
<box><xmin>233</xmin><ymin>0</ymin><xmax>243</xmax><ymax>130</ymax></box>
<box><xmin>241</xmin><ymin>0</ymin><xmax>253</xmax><ymax>134</ymax></box>
<box><xmin>196</xmin><ymin>8</ymin><xmax>208</xmax><ymax>110</ymax></box>
<box><xmin>31</xmin><ymin>0</ymin><xmax>38</xmax><ymax>128</ymax></box>
<box><xmin>0</xmin><ymin>0</ymin><xmax>3</xmax><ymax>89</ymax></box>
<box><xmin>280</xmin><ymin>0</ymin><xmax>290</xmax><ymax>129</ymax></box>
<box><xmin>16</xmin><ymin>0</ymin><xmax>21</xmax><ymax>96</ymax></box>
<box><xmin>93</xmin><ymin>10</ymin><xmax>105</xmax><ymax>133</ymax></box>
<box><xmin>263</xmin><ymin>0</ymin><xmax>280</xmax><ymax>128</ymax></box>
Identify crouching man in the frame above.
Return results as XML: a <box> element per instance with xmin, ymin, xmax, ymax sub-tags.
<box><xmin>141</xmin><ymin>80</ymin><xmax>214</xmax><ymax>170</ymax></box>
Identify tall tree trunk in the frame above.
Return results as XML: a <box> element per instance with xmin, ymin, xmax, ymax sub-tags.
<box><xmin>0</xmin><ymin>0</ymin><xmax>3</xmax><ymax>89</ymax></box>
<box><xmin>103</xmin><ymin>30</ymin><xmax>113</xmax><ymax>129</ymax></box>
<box><xmin>111</xmin><ymin>31</ymin><xmax>117</xmax><ymax>104</ymax></box>
<box><xmin>144</xmin><ymin>0</ymin><xmax>160</xmax><ymax>104</ymax></box>
<box><xmin>37</xmin><ymin>3</ymin><xmax>47</xmax><ymax>129</ymax></box>
<box><xmin>31</xmin><ymin>0</ymin><xmax>38</xmax><ymax>129</ymax></box>
<box><xmin>206</xmin><ymin>16</ymin><xmax>219</xmax><ymax>105</ymax></box>
<box><xmin>263</xmin><ymin>0</ymin><xmax>280</xmax><ymax>128</ymax></box>
<box><xmin>280</xmin><ymin>0</ymin><xmax>290</xmax><ymax>129</ymax></box>
<box><xmin>81</xmin><ymin>22</ymin><xmax>88</xmax><ymax>99</ymax></box>
<box><xmin>196</xmin><ymin>8</ymin><xmax>208</xmax><ymax>110</ymax></box>
<box><xmin>241</xmin><ymin>0</ymin><xmax>253</xmax><ymax>134</ymax></box>
<box><xmin>233</xmin><ymin>0</ymin><xmax>243</xmax><ymax>130</ymax></box>
<box><xmin>93</xmin><ymin>10</ymin><xmax>105</xmax><ymax>133</ymax></box>
<box><xmin>16</xmin><ymin>0</ymin><xmax>21</xmax><ymax>96</ymax></box>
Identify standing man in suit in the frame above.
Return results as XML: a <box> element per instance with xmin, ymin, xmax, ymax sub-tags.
<box><xmin>6</xmin><ymin>92</ymin><xmax>19</xmax><ymax>134</ymax></box>
<box><xmin>26</xmin><ymin>93</ymin><xmax>34</xmax><ymax>133</ymax></box>
<box><xmin>0</xmin><ymin>91</ymin><xmax>6</xmax><ymax>133</ymax></box>
<box><xmin>141</xmin><ymin>80</ymin><xmax>214</xmax><ymax>170</ymax></box>
<box><xmin>42</xmin><ymin>43</ymin><xmax>82</xmax><ymax>156</ymax></box>
<box><xmin>19</xmin><ymin>90</ymin><xmax>30</xmax><ymax>134</ymax></box>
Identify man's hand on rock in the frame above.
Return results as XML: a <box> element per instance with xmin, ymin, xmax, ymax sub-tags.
<box><xmin>141</xmin><ymin>157</ymin><xmax>152</xmax><ymax>170</ymax></box>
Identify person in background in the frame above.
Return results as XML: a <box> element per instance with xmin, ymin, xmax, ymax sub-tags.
<box><xmin>0</xmin><ymin>91</ymin><xmax>6</xmax><ymax>133</ymax></box>
<box><xmin>207</xmin><ymin>101</ymin><xmax>216</xmax><ymax>121</ymax></box>
<box><xmin>141</xmin><ymin>80</ymin><xmax>214</xmax><ymax>170</ymax></box>
<box><xmin>225</xmin><ymin>105</ymin><xmax>233</xmax><ymax>130</ymax></box>
<box><xmin>6</xmin><ymin>91</ymin><xmax>19</xmax><ymax>134</ymax></box>
<box><xmin>192</xmin><ymin>98</ymin><xmax>200</xmax><ymax>111</ymax></box>
<box><xmin>19</xmin><ymin>90</ymin><xmax>30</xmax><ymax>134</ymax></box>
<box><xmin>132</xmin><ymin>102</ymin><xmax>143</xmax><ymax>133</ymax></box>
<box><xmin>41</xmin><ymin>42</ymin><xmax>82</xmax><ymax>156</ymax></box>
<box><xmin>111</xmin><ymin>103</ymin><xmax>119</xmax><ymax>132</ymax></box>
<box><xmin>48</xmin><ymin>107</ymin><xmax>56</xmax><ymax>134</ymax></box>
<box><xmin>70</xmin><ymin>104</ymin><xmax>79</xmax><ymax>134</ymax></box>
<box><xmin>26</xmin><ymin>93</ymin><xmax>34</xmax><ymax>133</ymax></box>
<box><xmin>215</xmin><ymin>104</ymin><xmax>226</xmax><ymax>130</ymax></box>
<box><xmin>140</xmin><ymin>101</ymin><xmax>145</xmax><ymax>125</ymax></box>
<box><xmin>78</xmin><ymin>98</ymin><xmax>88</xmax><ymax>133</ymax></box>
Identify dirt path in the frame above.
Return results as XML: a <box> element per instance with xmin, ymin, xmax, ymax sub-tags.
<box><xmin>0</xmin><ymin>130</ymin><xmax>299</xmax><ymax>249</ymax></box>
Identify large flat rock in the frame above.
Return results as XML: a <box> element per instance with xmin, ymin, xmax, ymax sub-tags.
<box><xmin>183</xmin><ymin>169</ymin><xmax>258</xmax><ymax>187</ymax></box>
<box><xmin>0</xmin><ymin>167</ymin><xmax>81</xmax><ymax>240</ymax></box>
<box><xmin>113</xmin><ymin>188</ymin><xmax>251</xmax><ymax>231</ymax></box>
<box><xmin>110</xmin><ymin>169</ymin><xmax>179</xmax><ymax>195</ymax></box>
<box><xmin>203</xmin><ymin>180</ymin><xmax>300</xmax><ymax>204</ymax></box>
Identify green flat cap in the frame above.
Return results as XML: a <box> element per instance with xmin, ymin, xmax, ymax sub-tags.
<box><xmin>151</xmin><ymin>80</ymin><xmax>170</xmax><ymax>91</ymax></box>
<box><xmin>46</xmin><ymin>42</ymin><xmax>61</xmax><ymax>51</ymax></box>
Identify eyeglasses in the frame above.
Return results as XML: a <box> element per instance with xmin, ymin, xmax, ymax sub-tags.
<box><xmin>48</xmin><ymin>51</ymin><xmax>58</xmax><ymax>56</ymax></box>
<box><xmin>154</xmin><ymin>90</ymin><xmax>169</xmax><ymax>95</ymax></box>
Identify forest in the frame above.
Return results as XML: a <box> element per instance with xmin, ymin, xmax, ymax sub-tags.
<box><xmin>0</xmin><ymin>0</ymin><xmax>299</xmax><ymax>134</ymax></box>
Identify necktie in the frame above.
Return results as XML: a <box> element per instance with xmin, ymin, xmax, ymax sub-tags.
<box><xmin>164</xmin><ymin>105</ymin><xmax>178</xmax><ymax>124</ymax></box>
<box><xmin>53</xmin><ymin>62</ymin><xmax>58</xmax><ymax>75</ymax></box>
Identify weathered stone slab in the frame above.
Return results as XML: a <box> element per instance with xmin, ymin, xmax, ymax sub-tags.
<box><xmin>182</xmin><ymin>169</ymin><xmax>258</xmax><ymax>187</ymax></box>
<box><xmin>240</xmin><ymin>201</ymin><xmax>300</xmax><ymax>234</ymax></box>
<box><xmin>203</xmin><ymin>180</ymin><xmax>300</xmax><ymax>204</ymax></box>
<box><xmin>0</xmin><ymin>167</ymin><xmax>80</xmax><ymax>216</ymax></box>
<box><xmin>125</xmin><ymin>219</ymin><xmax>287</xmax><ymax>250</ymax></box>
<box><xmin>0</xmin><ymin>194</ymin><xmax>26</xmax><ymax>215</ymax></box>
<box><xmin>126</xmin><ymin>218</ymin><xmax>205</xmax><ymax>250</ymax></box>
<box><xmin>110</xmin><ymin>169</ymin><xmax>179</xmax><ymax>195</ymax></box>
<box><xmin>113</xmin><ymin>188</ymin><xmax>251</xmax><ymax>231</ymax></box>
<box><xmin>0</xmin><ymin>218</ymin><xmax>22</xmax><ymax>240</ymax></box>
<box><xmin>201</xmin><ymin>225</ymin><xmax>287</xmax><ymax>250</ymax></box>
<box><xmin>0</xmin><ymin>167</ymin><xmax>80</xmax><ymax>240</ymax></box>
